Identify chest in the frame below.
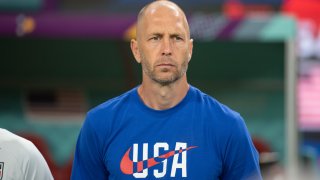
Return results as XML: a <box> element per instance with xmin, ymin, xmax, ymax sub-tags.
<box><xmin>102</xmin><ymin>114</ymin><xmax>223</xmax><ymax>179</ymax></box>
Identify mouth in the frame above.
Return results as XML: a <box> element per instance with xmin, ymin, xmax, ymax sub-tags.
<box><xmin>156</xmin><ymin>63</ymin><xmax>174</xmax><ymax>67</ymax></box>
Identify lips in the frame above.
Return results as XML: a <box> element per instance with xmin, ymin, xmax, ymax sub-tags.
<box><xmin>157</xmin><ymin>63</ymin><xmax>174</xmax><ymax>67</ymax></box>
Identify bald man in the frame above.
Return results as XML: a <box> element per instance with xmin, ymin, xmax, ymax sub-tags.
<box><xmin>71</xmin><ymin>1</ymin><xmax>262</xmax><ymax>179</ymax></box>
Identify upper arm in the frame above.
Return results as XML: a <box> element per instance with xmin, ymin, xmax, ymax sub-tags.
<box><xmin>71</xmin><ymin>114</ymin><xmax>109</xmax><ymax>180</ymax></box>
<box><xmin>221</xmin><ymin>115</ymin><xmax>262</xmax><ymax>180</ymax></box>
<box><xmin>23</xmin><ymin>141</ymin><xmax>53</xmax><ymax>180</ymax></box>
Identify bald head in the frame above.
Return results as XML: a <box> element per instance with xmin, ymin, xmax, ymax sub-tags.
<box><xmin>136</xmin><ymin>1</ymin><xmax>190</xmax><ymax>40</ymax></box>
<box><xmin>130</xmin><ymin>0</ymin><xmax>194</xmax><ymax>87</ymax></box>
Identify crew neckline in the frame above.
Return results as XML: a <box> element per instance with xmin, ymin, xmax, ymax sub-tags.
<box><xmin>133</xmin><ymin>85</ymin><xmax>195</xmax><ymax>116</ymax></box>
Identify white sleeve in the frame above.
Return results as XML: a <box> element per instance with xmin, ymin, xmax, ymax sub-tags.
<box><xmin>22</xmin><ymin>140</ymin><xmax>54</xmax><ymax>180</ymax></box>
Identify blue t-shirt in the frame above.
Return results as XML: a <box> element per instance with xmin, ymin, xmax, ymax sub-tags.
<box><xmin>71</xmin><ymin>85</ymin><xmax>261</xmax><ymax>180</ymax></box>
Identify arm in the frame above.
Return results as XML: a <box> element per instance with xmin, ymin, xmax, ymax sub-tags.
<box><xmin>71</xmin><ymin>114</ymin><xmax>109</xmax><ymax>180</ymax></box>
<box><xmin>23</xmin><ymin>141</ymin><xmax>53</xmax><ymax>180</ymax></box>
<box><xmin>221</xmin><ymin>115</ymin><xmax>262</xmax><ymax>180</ymax></box>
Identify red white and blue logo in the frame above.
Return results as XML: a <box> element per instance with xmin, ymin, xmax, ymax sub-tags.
<box><xmin>120</xmin><ymin>142</ymin><xmax>197</xmax><ymax>178</ymax></box>
<box><xmin>0</xmin><ymin>162</ymin><xmax>4</xmax><ymax>180</ymax></box>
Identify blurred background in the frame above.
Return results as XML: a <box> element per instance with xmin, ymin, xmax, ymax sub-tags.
<box><xmin>0</xmin><ymin>0</ymin><xmax>320</xmax><ymax>179</ymax></box>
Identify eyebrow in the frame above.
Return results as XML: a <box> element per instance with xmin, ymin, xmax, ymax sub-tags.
<box><xmin>150</xmin><ymin>33</ymin><xmax>163</xmax><ymax>37</ymax></box>
<box><xmin>148</xmin><ymin>32</ymin><xmax>184</xmax><ymax>38</ymax></box>
<box><xmin>170</xmin><ymin>33</ymin><xmax>183</xmax><ymax>38</ymax></box>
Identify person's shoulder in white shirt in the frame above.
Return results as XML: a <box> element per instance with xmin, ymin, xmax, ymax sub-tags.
<box><xmin>0</xmin><ymin>128</ymin><xmax>53</xmax><ymax>180</ymax></box>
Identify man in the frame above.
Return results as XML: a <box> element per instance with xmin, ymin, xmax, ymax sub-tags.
<box><xmin>71</xmin><ymin>1</ymin><xmax>262</xmax><ymax>179</ymax></box>
<box><xmin>0</xmin><ymin>128</ymin><xmax>53</xmax><ymax>180</ymax></box>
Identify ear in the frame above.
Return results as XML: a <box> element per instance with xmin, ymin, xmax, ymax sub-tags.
<box><xmin>188</xmin><ymin>38</ymin><xmax>193</xmax><ymax>62</ymax></box>
<box><xmin>131</xmin><ymin>39</ymin><xmax>141</xmax><ymax>63</ymax></box>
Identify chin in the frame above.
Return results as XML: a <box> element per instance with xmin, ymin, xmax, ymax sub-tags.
<box><xmin>156</xmin><ymin>74</ymin><xmax>175</xmax><ymax>81</ymax></box>
<box><xmin>154</xmin><ymin>75</ymin><xmax>179</xmax><ymax>85</ymax></box>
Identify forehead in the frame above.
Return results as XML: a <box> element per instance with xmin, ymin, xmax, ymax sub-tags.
<box><xmin>147</xmin><ymin>16</ymin><xmax>185</xmax><ymax>31</ymax></box>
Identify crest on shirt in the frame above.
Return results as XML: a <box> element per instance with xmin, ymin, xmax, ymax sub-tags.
<box><xmin>0</xmin><ymin>162</ymin><xmax>4</xmax><ymax>180</ymax></box>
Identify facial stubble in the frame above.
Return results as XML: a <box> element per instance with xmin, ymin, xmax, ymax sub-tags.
<box><xmin>139</xmin><ymin>52</ymin><xmax>189</xmax><ymax>86</ymax></box>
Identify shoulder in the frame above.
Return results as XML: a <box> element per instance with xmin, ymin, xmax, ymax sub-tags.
<box><xmin>80</xmin><ymin>88</ymin><xmax>137</xmax><ymax>138</ymax></box>
<box><xmin>88</xmin><ymin>87</ymin><xmax>136</xmax><ymax>118</ymax></box>
<box><xmin>190</xmin><ymin>86</ymin><xmax>247</xmax><ymax>140</ymax></box>
<box><xmin>0</xmin><ymin>129</ymin><xmax>53</xmax><ymax>179</ymax></box>
<box><xmin>0</xmin><ymin>129</ymin><xmax>42</xmax><ymax>159</ymax></box>
<box><xmin>0</xmin><ymin>129</ymin><xmax>47</xmax><ymax>167</ymax></box>
<box><xmin>0</xmin><ymin>128</ymin><xmax>33</xmax><ymax>151</ymax></box>
<box><xmin>191</xmin><ymin>86</ymin><xmax>241</xmax><ymax>122</ymax></box>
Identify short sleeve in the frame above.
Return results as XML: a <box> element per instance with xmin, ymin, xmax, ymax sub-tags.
<box><xmin>23</xmin><ymin>141</ymin><xmax>53</xmax><ymax>180</ymax></box>
<box><xmin>221</xmin><ymin>115</ymin><xmax>262</xmax><ymax>180</ymax></box>
<box><xmin>71</xmin><ymin>114</ymin><xmax>109</xmax><ymax>180</ymax></box>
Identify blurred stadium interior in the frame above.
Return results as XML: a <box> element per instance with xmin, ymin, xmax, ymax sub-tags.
<box><xmin>0</xmin><ymin>0</ymin><xmax>320</xmax><ymax>179</ymax></box>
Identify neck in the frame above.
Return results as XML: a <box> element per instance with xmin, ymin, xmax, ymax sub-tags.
<box><xmin>138</xmin><ymin>75</ymin><xmax>189</xmax><ymax>110</ymax></box>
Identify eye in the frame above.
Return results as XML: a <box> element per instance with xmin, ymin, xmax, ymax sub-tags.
<box><xmin>149</xmin><ymin>36</ymin><xmax>160</xmax><ymax>41</ymax></box>
<box><xmin>174</xmin><ymin>36</ymin><xmax>183</xmax><ymax>41</ymax></box>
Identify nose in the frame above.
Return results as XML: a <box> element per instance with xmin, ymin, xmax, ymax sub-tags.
<box><xmin>161</xmin><ymin>38</ymin><xmax>172</xmax><ymax>56</ymax></box>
